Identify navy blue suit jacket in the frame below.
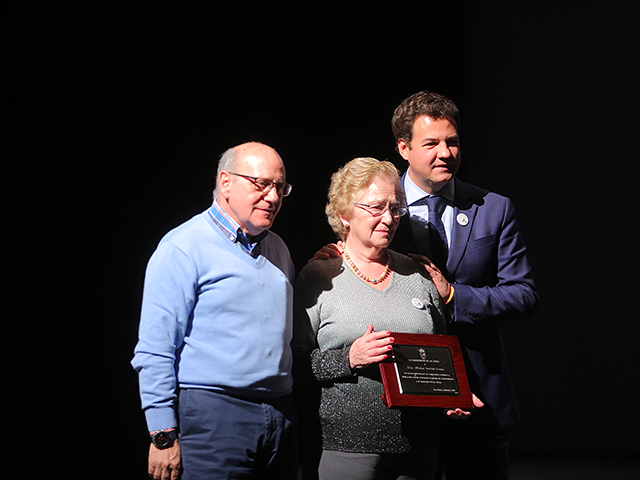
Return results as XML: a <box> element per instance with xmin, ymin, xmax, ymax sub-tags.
<box><xmin>392</xmin><ymin>177</ymin><xmax>539</xmax><ymax>428</ymax></box>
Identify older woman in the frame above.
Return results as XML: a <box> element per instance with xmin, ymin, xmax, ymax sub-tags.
<box><xmin>293</xmin><ymin>157</ymin><xmax>447</xmax><ymax>480</ymax></box>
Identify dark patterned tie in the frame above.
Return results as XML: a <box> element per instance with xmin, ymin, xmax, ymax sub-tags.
<box><xmin>425</xmin><ymin>195</ymin><xmax>449</xmax><ymax>269</ymax></box>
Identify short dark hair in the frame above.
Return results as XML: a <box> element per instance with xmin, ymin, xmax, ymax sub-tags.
<box><xmin>391</xmin><ymin>91</ymin><xmax>460</xmax><ymax>145</ymax></box>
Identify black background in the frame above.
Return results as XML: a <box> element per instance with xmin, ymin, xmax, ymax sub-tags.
<box><xmin>7</xmin><ymin>2</ymin><xmax>640</xmax><ymax>477</ymax></box>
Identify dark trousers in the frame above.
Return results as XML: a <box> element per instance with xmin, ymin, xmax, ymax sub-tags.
<box><xmin>440</xmin><ymin>409</ymin><xmax>509</xmax><ymax>480</ymax></box>
<box><xmin>178</xmin><ymin>389</ymin><xmax>298</xmax><ymax>480</ymax></box>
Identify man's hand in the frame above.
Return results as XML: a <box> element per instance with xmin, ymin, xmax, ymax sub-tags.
<box><xmin>408</xmin><ymin>253</ymin><xmax>451</xmax><ymax>301</ymax></box>
<box><xmin>348</xmin><ymin>324</ymin><xmax>394</xmax><ymax>370</ymax></box>
<box><xmin>308</xmin><ymin>241</ymin><xmax>343</xmax><ymax>262</ymax></box>
<box><xmin>445</xmin><ymin>394</ymin><xmax>485</xmax><ymax>419</ymax></box>
<box><xmin>148</xmin><ymin>441</ymin><xmax>181</xmax><ymax>480</ymax></box>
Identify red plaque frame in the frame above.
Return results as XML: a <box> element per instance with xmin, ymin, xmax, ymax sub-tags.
<box><xmin>379</xmin><ymin>333</ymin><xmax>473</xmax><ymax>409</ymax></box>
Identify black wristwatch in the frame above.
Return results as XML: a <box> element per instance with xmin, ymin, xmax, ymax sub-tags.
<box><xmin>150</xmin><ymin>429</ymin><xmax>178</xmax><ymax>449</ymax></box>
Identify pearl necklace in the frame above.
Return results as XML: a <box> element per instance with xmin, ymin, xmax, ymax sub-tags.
<box><xmin>342</xmin><ymin>247</ymin><xmax>391</xmax><ymax>285</ymax></box>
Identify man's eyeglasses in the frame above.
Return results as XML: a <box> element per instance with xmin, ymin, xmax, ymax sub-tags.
<box><xmin>228</xmin><ymin>172</ymin><xmax>293</xmax><ymax>197</ymax></box>
<box><xmin>353</xmin><ymin>202</ymin><xmax>408</xmax><ymax>218</ymax></box>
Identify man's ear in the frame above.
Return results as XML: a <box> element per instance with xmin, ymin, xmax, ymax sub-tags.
<box><xmin>397</xmin><ymin>139</ymin><xmax>410</xmax><ymax>161</ymax></box>
<box><xmin>219</xmin><ymin>171</ymin><xmax>232</xmax><ymax>199</ymax></box>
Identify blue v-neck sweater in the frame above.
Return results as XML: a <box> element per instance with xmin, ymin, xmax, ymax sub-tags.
<box><xmin>132</xmin><ymin>209</ymin><xmax>295</xmax><ymax>431</ymax></box>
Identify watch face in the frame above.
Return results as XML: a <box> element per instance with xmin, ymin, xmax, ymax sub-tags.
<box><xmin>153</xmin><ymin>431</ymin><xmax>171</xmax><ymax>448</ymax></box>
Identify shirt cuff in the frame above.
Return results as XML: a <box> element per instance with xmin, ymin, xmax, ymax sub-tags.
<box><xmin>144</xmin><ymin>406</ymin><xmax>178</xmax><ymax>433</ymax></box>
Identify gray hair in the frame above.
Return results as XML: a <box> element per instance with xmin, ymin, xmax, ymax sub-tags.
<box><xmin>213</xmin><ymin>146</ymin><xmax>239</xmax><ymax>199</ymax></box>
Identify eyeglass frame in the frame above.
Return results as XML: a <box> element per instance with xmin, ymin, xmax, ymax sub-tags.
<box><xmin>227</xmin><ymin>172</ymin><xmax>293</xmax><ymax>197</ymax></box>
<box><xmin>353</xmin><ymin>202</ymin><xmax>408</xmax><ymax>218</ymax></box>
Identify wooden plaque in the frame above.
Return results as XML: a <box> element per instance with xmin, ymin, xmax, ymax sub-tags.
<box><xmin>379</xmin><ymin>333</ymin><xmax>473</xmax><ymax>409</ymax></box>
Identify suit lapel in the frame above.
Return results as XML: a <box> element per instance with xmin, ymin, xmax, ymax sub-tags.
<box><xmin>447</xmin><ymin>179</ymin><xmax>478</xmax><ymax>276</ymax></box>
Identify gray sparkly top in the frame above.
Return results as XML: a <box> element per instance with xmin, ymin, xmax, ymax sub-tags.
<box><xmin>293</xmin><ymin>250</ymin><xmax>447</xmax><ymax>453</ymax></box>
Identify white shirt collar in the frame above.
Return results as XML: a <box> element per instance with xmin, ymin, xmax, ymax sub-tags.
<box><xmin>403</xmin><ymin>174</ymin><xmax>455</xmax><ymax>206</ymax></box>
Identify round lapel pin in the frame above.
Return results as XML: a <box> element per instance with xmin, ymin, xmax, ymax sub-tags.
<box><xmin>412</xmin><ymin>298</ymin><xmax>425</xmax><ymax>309</ymax></box>
<box><xmin>457</xmin><ymin>213</ymin><xmax>469</xmax><ymax>226</ymax></box>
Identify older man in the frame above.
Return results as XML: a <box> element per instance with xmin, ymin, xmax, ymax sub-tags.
<box><xmin>132</xmin><ymin>142</ymin><xmax>297</xmax><ymax>480</ymax></box>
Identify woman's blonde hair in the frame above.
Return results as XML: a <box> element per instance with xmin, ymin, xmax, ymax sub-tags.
<box><xmin>325</xmin><ymin>157</ymin><xmax>405</xmax><ymax>240</ymax></box>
